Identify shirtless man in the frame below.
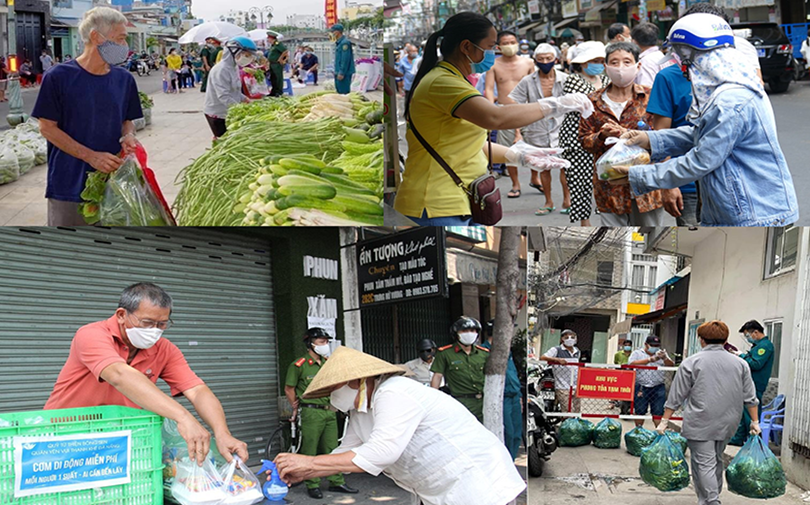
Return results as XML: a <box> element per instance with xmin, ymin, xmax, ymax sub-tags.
<box><xmin>485</xmin><ymin>31</ymin><xmax>538</xmax><ymax>198</ymax></box>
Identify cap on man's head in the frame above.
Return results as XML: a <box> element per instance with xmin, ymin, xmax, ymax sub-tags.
<box><xmin>738</xmin><ymin>320</ymin><xmax>764</xmax><ymax>334</ymax></box>
<box><xmin>561</xmin><ymin>329</ymin><xmax>577</xmax><ymax>337</ymax></box>
<box><xmin>266</xmin><ymin>30</ymin><xmax>280</xmax><ymax>39</ymax></box>
<box><xmin>645</xmin><ymin>335</ymin><xmax>661</xmax><ymax>346</ymax></box>
<box><xmin>330</xmin><ymin>24</ymin><xmax>344</xmax><ymax>32</ymax></box>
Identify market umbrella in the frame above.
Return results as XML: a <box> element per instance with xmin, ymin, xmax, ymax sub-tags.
<box><xmin>178</xmin><ymin>21</ymin><xmax>247</xmax><ymax>44</ymax></box>
<box><xmin>247</xmin><ymin>28</ymin><xmax>270</xmax><ymax>42</ymax></box>
<box><xmin>560</xmin><ymin>27</ymin><xmax>583</xmax><ymax>39</ymax></box>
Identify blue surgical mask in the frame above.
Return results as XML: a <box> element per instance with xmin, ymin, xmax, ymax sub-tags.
<box><xmin>623</xmin><ymin>346</ymin><xmax>632</xmax><ymax>352</ymax></box>
<box><xmin>648</xmin><ymin>347</ymin><xmax>660</xmax><ymax>355</ymax></box>
<box><xmin>584</xmin><ymin>63</ymin><xmax>605</xmax><ymax>76</ymax></box>
<box><xmin>535</xmin><ymin>61</ymin><xmax>555</xmax><ymax>73</ymax></box>
<box><xmin>97</xmin><ymin>34</ymin><xmax>130</xmax><ymax>66</ymax></box>
<box><xmin>745</xmin><ymin>332</ymin><xmax>756</xmax><ymax>344</ymax></box>
<box><xmin>467</xmin><ymin>43</ymin><xmax>496</xmax><ymax>73</ymax></box>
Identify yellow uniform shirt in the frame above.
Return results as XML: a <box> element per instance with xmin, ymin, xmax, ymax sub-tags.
<box><xmin>394</xmin><ymin>61</ymin><xmax>488</xmax><ymax>218</ymax></box>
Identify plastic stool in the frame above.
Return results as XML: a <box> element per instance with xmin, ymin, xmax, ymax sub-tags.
<box><xmin>36</xmin><ymin>74</ymin><xmax>43</xmax><ymax>85</ymax></box>
<box><xmin>283</xmin><ymin>78</ymin><xmax>293</xmax><ymax>96</ymax></box>
<box><xmin>306</xmin><ymin>72</ymin><xmax>316</xmax><ymax>84</ymax></box>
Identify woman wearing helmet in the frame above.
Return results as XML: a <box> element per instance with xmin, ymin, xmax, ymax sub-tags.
<box><xmin>203</xmin><ymin>36</ymin><xmax>257</xmax><ymax>138</ymax></box>
<box><xmin>613</xmin><ymin>13</ymin><xmax>798</xmax><ymax>227</ymax></box>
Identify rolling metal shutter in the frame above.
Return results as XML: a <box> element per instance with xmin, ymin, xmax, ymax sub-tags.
<box><xmin>0</xmin><ymin>227</ymin><xmax>278</xmax><ymax>463</ymax></box>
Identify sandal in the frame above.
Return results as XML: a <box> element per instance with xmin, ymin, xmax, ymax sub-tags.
<box><xmin>560</xmin><ymin>208</ymin><xmax>571</xmax><ymax>215</ymax></box>
<box><xmin>535</xmin><ymin>207</ymin><xmax>556</xmax><ymax>216</ymax></box>
<box><xmin>507</xmin><ymin>189</ymin><xmax>521</xmax><ymax>198</ymax></box>
<box><xmin>529</xmin><ymin>182</ymin><xmax>543</xmax><ymax>192</ymax></box>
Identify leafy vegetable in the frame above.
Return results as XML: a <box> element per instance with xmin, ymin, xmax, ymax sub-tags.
<box><xmin>593</xmin><ymin>418</ymin><xmax>622</xmax><ymax>449</ymax></box>
<box><xmin>558</xmin><ymin>418</ymin><xmax>594</xmax><ymax>447</ymax></box>
<box><xmin>726</xmin><ymin>435</ymin><xmax>786</xmax><ymax>499</ymax></box>
<box><xmin>639</xmin><ymin>434</ymin><xmax>690</xmax><ymax>492</ymax></box>
<box><xmin>139</xmin><ymin>91</ymin><xmax>154</xmax><ymax>110</ymax></box>
<box><xmin>625</xmin><ymin>426</ymin><xmax>657</xmax><ymax>456</ymax></box>
<box><xmin>665</xmin><ymin>431</ymin><xmax>688</xmax><ymax>455</ymax></box>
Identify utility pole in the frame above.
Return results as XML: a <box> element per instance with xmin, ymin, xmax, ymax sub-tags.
<box><xmin>6</xmin><ymin>0</ymin><xmax>29</xmax><ymax>127</ymax></box>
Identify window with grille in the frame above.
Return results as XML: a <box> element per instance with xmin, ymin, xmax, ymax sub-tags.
<box><xmin>764</xmin><ymin>320</ymin><xmax>783</xmax><ymax>379</ymax></box>
<box><xmin>632</xmin><ymin>253</ymin><xmax>655</xmax><ymax>263</ymax></box>
<box><xmin>597</xmin><ymin>261</ymin><xmax>613</xmax><ymax>287</ymax></box>
<box><xmin>764</xmin><ymin>226</ymin><xmax>799</xmax><ymax>278</ymax></box>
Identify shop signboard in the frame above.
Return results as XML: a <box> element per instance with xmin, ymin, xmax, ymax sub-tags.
<box><xmin>14</xmin><ymin>431</ymin><xmax>131</xmax><ymax>497</ymax></box>
<box><xmin>576</xmin><ymin>368</ymin><xmax>636</xmax><ymax>401</ymax></box>
<box><xmin>562</xmin><ymin>0</ymin><xmax>579</xmax><ymax>19</ymax></box>
<box><xmin>528</xmin><ymin>0</ymin><xmax>541</xmax><ymax>15</ymax></box>
<box><xmin>647</xmin><ymin>0</ymin><xmax>666</xmax><ymax>12</ymax></box>
<box><xmin>357</xmin><ymin>227</ymin><xmax>447</xmax><ymax>307</ymax></box>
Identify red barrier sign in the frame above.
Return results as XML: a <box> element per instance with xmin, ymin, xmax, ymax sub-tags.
<box><xmin>576</xmin><ymin>367</ymin><xmax>636</xmax><ymax>401</ymax></box>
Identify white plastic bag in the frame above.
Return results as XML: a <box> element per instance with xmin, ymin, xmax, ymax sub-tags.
<box><xmin>0</xmin><ymin>144</ymin><xmax>20</xmax><ymax>184</ymax></box>
<box><xmin>9</xmin><ymin>141</ymin><xmax>35</xmax><ymax>175</ymax></box>
<box><xmin>171</xmin><ymin>457</ymin><xmax>227</xmax><ymax>505</ymax></box>
<box><xmin>218</xmin><ymin>456</ymin><xmax>263</xmax><ymax>505</ymax></box>
<box><xmin>596</xmin><ymin>137</ymin><xmax>651</xmax><ymax>181</ymax></box>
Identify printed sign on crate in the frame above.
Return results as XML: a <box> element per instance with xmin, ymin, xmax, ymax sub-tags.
<box><xmin>14</xmin><ymin>431</ymin><xmax>132</xmax><ymax>498</ymax></box>
<box><xmin>576</xmin><ymin>368</ymin><xmax>636</xmax><ymax>401</ymax></box>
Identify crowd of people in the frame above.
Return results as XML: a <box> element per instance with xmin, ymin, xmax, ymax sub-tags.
<box><xmin>393</xmin><ymin>4</ymin><xmax>799</xmax><ymax>227</ymax></box>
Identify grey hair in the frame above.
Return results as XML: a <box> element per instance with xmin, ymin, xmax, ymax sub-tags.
<box><xmin>79</xmin><ymin>7</ymin><xmax>128</xmax><ymax>44</ymax></box>
<box><xmin>118</xmin><ymin>283</ymin><xmax>173</xmax><ymax>313</ymax></box>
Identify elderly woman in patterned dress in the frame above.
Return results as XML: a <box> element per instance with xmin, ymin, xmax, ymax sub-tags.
<box><xmin>558</xmin><ymin>41</ymin><xmax>610</xmax><ymax>226</ymax></box>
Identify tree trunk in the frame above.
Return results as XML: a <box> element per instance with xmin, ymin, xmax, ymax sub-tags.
<box><xmin>484</xmin><ymin>226</ymin><xmax>522</xmax><ymax>440</ymax></box>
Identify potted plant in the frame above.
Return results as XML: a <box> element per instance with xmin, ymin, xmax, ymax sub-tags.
<box><xmin>139</xmin><ymin>91</ymin><xmax>154</xmax><ymax>127</ymax></box>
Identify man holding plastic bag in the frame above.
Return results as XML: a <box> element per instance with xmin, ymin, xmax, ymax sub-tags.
<box><xmin>657</xmin><ymin>320</ymin><xmax>760</xmax><ymax>505</ymax></box>
<box><xmin>32</xmin><ymin>7</ymin><xmax>143</xmax><ymax>226</ymax></box>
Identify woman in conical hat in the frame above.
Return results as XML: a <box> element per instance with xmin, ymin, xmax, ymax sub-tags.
<box><xmin>273</xmin><ymin>346</ymin><xmax>526</xmax><ymax>505</ymax></box>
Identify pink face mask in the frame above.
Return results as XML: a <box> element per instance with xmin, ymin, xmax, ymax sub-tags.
<box><xmin>605</xmin><ymin>64</ymin><xmax>639</xmax><ymax>88</ymax></box>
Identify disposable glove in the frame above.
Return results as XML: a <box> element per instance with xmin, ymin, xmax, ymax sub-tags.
<box><xmin>538</xmin><ymin>93</ymin><xmax>594</xmax><ymax>119</ymax></box>
<box><xmin>750</xmin><ymin>421</ymin><xmax>762</xmax><ymax>436</ymax></box>
<box><xmin>505</xmin><ymin>141</ymin><xmax>571</xmax><ymax>172</ymax></box>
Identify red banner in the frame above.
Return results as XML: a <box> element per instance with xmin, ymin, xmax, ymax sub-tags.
<box><xmin>576</xmin><ymin>368</ymin><xmax>636</xmax><ymax>401</ymax></box>
<box><xmin>325</xmin><ymin>0</ymin><xmax>338</xmax><ymax>28</ymax></box>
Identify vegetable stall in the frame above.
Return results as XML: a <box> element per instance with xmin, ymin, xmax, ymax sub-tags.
<box><xmin>172</xmin><ymin>91</ymin><xmax>384</xmax><ymax>226</ymax></box>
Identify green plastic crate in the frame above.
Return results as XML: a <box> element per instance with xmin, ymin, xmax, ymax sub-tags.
<box><xmin>0</xmin><ymin>406</ymin><xmax>163</xmax><ymax>505</ymax></box>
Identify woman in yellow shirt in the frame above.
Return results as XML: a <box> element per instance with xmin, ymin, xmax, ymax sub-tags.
<box><xmin>395</xmin><ymin>11</ymin><xmax>594</xmax><ymax>225</ymax></box>
<box><xmin>166</xmin><ymin>48</ymin><xmax>183</xmax><ymax>93</ymax></box>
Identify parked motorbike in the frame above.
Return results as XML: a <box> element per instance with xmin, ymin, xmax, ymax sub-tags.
<box><xmin>527</xmin><ymin>359</ymin><xmax>559</xmax><ymax>477</ymax></box>
<box><xmin>136</xmin><ymin>59</ymin><xmax>151</xmax><ymax>76</ymax></box>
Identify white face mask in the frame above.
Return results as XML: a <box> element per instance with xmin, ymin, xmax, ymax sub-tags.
<box><xmin>605</xmin><ymin>63</ymin><xmax>639</xmax><ymax>88</ymax></box>
<box><xmin>313</xmin><ymin>344</ymin><xmax>331</xmax><ymax>357</ymax></box>
<box><xmin>458</xmin><ymin>332</ymin><xmax>478</xmax><ymax>346</ymax></box>
<box><xmin>126</xmin><ymin>327</ymin><xmax>163</xmax><ymax>350</ymax></box>
<box><xmin>564</xmin><ymin>338</ymin><xmax>577</xmax><ymax>347</ymax></box>
<box><xmin>236</xmin><ymin>53</ymin><xmax>254</xmax><ymax>67</ymax></box>
<box><xmin>330</xmin><ymin>384</ymin><xmax>357</xmax><ymax>412</ymax></box>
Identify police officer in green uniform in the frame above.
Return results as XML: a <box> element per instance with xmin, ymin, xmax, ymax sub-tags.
<box><xmin>430</xmin><ymin>316</ymin><xmax>489</xmax><ymax>423</ymax></box>
<box><xmin>329</xmin><ymin>24</ymin><xmax>355</xmax><ymax>95</ymax></box>
<box><xmin>265</xmin><ymin>31</ymin><xmax>288</xmax><ymax>97</ymax></box>
<box><xmin>284</xmin><ymin>328</ymin><xmax>358</xmax><ymax>499</ymax></box>
<box><xmin>729</xmin><ymin>320</ymin><xmax>775</xmax><ymax>446</ymax></box>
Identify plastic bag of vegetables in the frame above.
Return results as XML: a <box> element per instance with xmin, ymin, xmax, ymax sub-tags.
<box><xmin>625</xmin><ymin>426</ymin><xmax>657</xmax><ymax>456</ymax></box>
<box><xmin>593</xmin><ymin>417</ymin><xmax>622</xmax><ymax>449</ymax></box>
<box><xmin>9</xmin><ymin>141</ymin><xmax>36</xmax><ymax>174</ymax></box>
<box><xmin>639</xmin><ymin>433</ymin><xmax>690</xmax><ymax>492</ymax></box>
<box><xmin>0</xmin><ymin>145</ymin><xmax>20</xmax><ymax>184</ymax></box>
<box><xmin>80</xmin><ymin>155</ymin><xmax>173</xmax><ymax>226</ymax></box>
<box><xmin>726</xmin><ymin>435</ymin><xmax>786</xmax><ymax>499</ymax></box>
<box><xmin>558</xmin><ymin>418</ymin><xmax>594</xmax><ymax>447</ymax></box>
<box><xmin>596</xmin><ymin>137</ymin><xmax>651</xmax><ymax>181</ymax></box>
<box><xmin>665</xmin><ymin>431</ymin><xmax>688</xmax><ymax>455</ymax></box>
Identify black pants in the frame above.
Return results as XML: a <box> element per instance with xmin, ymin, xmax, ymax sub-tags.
<box><xmin>205</xmin><ymin>114</ymin><xmax>227</xmax><ymax>138</ymax></box>
<box><xmin>299</xmin><ymin>68</ymin><xmax>318</xmax><ymax>85</ymax></box>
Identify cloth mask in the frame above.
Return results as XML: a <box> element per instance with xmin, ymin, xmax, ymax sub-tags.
<box><xmin>563</xmin><ymin>338</ymin><xmax>576</xmax><ymax>347</ymax></box>
<box><xmin>126</xmin><ymin>326</ymin><xmax>163</xmax><ymax>350</ymax></box>
<box><xmin>467</xmin><ymin>43</ymin><xmax>496</xmax><ymax>73</ymax></box>
<box><xmin>584</xmin><ymin>63</ymin><xmax>605</xmax><ymax>76</ymax></box>
<box><xmin>605</xmin><ymin>64</ymin><xmax>638</xmax><ymax>88</ymax></box>
<box><xmin>535</xmin><ymin>61</ymin><xmax>555</xmax><ymax>73</ymax></box>
<box><xmin>330</xmin><ymin>384</ymin><xmax>358</xmax><ymax>412</ymax></box>
<box><xmin>313</xmin><ymin>344</ymin><xmax>331</xmax><ymax>357</ymax></box>
<box><xmin>458</xmin><ymin>331</ymin><xmax>478</xmax><ymax>345</ymax></box>
<box><xmin>501</xmin><ymin>44</ymin><xmax>519</xmax><ymax>57</ymax></box>
<box><xmin>98</xmin><ymin>37</ymin><xmax>130</xmax><ymax>66</ymax></box>
<box><xmin>236</xmin><ymin>54</ymin><xmax>254</xmax><ymax>67</ymax></box>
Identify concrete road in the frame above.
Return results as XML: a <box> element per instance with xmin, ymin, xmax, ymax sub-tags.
<box><xmin>529</xmin><ymin>420</ymin><xmax>808</xmax><ymax>504</ymax></box>
<box><xmin>0</xmin><ymin>70</ymin><xmax>166</xmax><ymax>131</ymax></box>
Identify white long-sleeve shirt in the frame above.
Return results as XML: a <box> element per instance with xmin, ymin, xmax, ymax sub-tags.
<box><xmin>333</xmin><ymin>376</ymin><xmax>525</xmax><ymax>505</ymax></box>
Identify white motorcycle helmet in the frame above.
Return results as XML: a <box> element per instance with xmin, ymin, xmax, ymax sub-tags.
<box><xmin>667</xmin><ymin>13</ymin><xmax>735</xmax><ymax>77</ymax></box>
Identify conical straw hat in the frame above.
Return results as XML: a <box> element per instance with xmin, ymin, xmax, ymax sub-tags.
<box><xmin>302</xmin><ymin>346</ymin><xmax>407</xmax><ymax>399</ymax></box>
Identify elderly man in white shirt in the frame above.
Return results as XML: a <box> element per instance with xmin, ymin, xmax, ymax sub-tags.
<box><xmin>273</xmin><ymin>346</ymin><xmax>526</xmax><ymax>505</ymax></box>
<box><xmin>632</xmin><ymin>22</ymin><xmax>665</xmax><ymax>87</ymax></box>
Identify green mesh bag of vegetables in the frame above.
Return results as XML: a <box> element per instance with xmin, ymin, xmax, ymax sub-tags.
<box><xmin>593</xmin><ymin>418</ymin><xmax>622</xmax><ymax>448</ymax></box>
<box><xmin>665</xmin><ymin>431</ymin><xmax>688</xmax><ymax>455</ymax></box>
<box><xmin>726</xmin><ymin>435</ymin><xmax>786</xmax><ymax>499</ymax></box>
<box><xmin>625</xmin><ymin>426</ymin><xmax>657</xmax><ymax>456</ymax></box>
<box><xmin>559</xmin><ymin>418</ymin><xmax>594</xmax><ymax>447</ymax></box>
<box><xmin>639</xmin><ymin>434</ymin><xmax>690</xmax><ymax>492</ymax></box>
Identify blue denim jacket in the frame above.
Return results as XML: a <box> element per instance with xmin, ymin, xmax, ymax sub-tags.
<box><xmin>628</xmin><ymin>86</ymin><xmax>798</xmax><ymax>226</ymax></box>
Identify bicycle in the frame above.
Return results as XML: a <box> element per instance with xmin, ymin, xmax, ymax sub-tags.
<box><xmin>265</xmin><ymin>415</ymin><xmax>302</xmax><ymax>461</ymax></box>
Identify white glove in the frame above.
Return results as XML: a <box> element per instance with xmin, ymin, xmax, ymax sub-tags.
<box><xmin>750</xmin><ymin>421</ymin><xmax>762</xmax><ymax>436</ymax></box>
<box><xmin>538</xmin><ymin>93</ymin><xmax>594</xmax><ymax>119</ymax></box>
<box><xmin>655</xmin><ymin>423</ymin><xmax>668</xmax><ymax>436</ymax></box>
<box><xmin>505</xmin><ymin>141</ymin><xmax>571</xmax><ymax>172</ymax></box>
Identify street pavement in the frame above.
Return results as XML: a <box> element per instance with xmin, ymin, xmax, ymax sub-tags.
<box><xmin>393</xmin><ymin>77</ymin><xmax>810</xmax><ymax>227</ymax></box>
<box><xmin>530</xmin><ymin>420</ymin><xmax>808</xmax><ymax>504</ymax></box>
<box><xmin>0</xmin><ymin>72</ymin><xmax>382</xmax><ymax>226</ymax></box>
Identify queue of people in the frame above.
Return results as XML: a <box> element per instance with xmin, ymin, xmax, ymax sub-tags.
<box><xmin>394</xmin><ymin>5</ymin><xmax>798</xmax><ymax>227</ymax></box>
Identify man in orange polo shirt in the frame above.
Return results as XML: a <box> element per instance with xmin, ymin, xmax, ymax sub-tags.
<box><xmin>45</xmin><ymin>282</ymin><xmax>248</xmax><ymax>465</ymax></box>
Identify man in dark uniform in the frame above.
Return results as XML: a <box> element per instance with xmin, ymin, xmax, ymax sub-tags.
<box><xmin>265</xmin><ymin>30</ymin><xmax>288</xmax><ymax>97</ymax></box>
<box><xmin>330</xmin><ymin>24</ymin><xmax>355</xmax><ymax>94</ymax></box>
<box><xmin>284</xmin><ymin>328</ymin><xmax>358</xmax><ymax>499</ymax></box>
<box><xmin>199</xmin><ymin>36</ymin><xmax>221</xmax><ymax>93</ymax></box>
<box><xmin>729</xmin><ymin>320</ymin><xmax>775</xmax><ymax>446</ymax></box>
<box><xmin>430</xmin><ymin>316</ymin><xmax>489</xmax><ymax>423</ymax></box>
